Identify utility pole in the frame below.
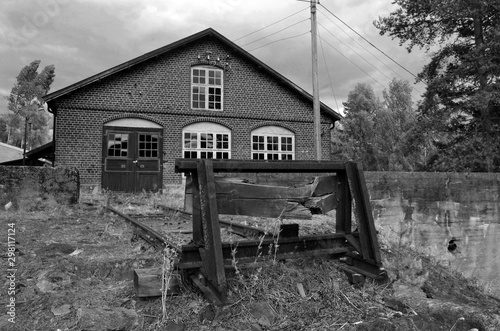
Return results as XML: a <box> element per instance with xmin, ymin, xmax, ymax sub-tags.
<box><xmin>311</xmin><ymin>0</ymin><xmax>321</xmax><ymax>160</ymax></box>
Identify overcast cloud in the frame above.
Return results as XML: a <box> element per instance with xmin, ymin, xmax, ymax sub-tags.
<box><xmin>0</xmin><ymin>0</ymin><xmax>429</xmax><ymax>114</ymax></box>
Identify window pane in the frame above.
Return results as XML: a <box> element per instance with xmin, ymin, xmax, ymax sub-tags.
<box><xmin>267</xmin><ymin>136</ymin><xmax>278</xmax><ymax>151</ymax></box>
<box><xmin>184</xmin><ymin>130</ymin><xmax>229</xmax><ymax>160</ymax></box>
<box><xmin>108</xmin><ymin>133</ymin><xmax>128</xmax><ymax>157</ymax></box>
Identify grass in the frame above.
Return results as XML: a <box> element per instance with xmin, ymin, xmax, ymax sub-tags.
<box><xmin>34</xmin><ymin>188</ymin><xmax>496</xmax><ymax>330</ymax></box>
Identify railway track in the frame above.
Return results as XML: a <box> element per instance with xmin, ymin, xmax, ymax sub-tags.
<box><xmin>106</xmin><ymin>204</ymin><xmax>352</xmax><ymax>270</ymax></box>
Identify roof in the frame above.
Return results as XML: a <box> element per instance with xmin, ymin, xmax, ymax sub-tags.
<box><xmin>44</xmin><ymin>28</ymin><xmax>342</xmax><ymax>121</ymax></box>
<box><xmin>25</xmin><ymin>141</ymin><xmax>54</xmax><ymax>162</ymax></box>
<box><xmin>0</xmin><ymin>141</ymin><xmax>53</xmax><ymax>166</ymax></box>
<box><xmin>0</xmin><ymin>142</ymin><xmax>24</xmax><ymax>163</ymax></box>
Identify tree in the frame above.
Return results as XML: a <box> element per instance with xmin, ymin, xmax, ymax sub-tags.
<box><xmin>334</xmin><ymin>80</ymin><xmax>421</xmax><ymax>171</ymax></box>
<box><xmin>2</xmin><ymin>60</ymin><xmax>55</xmax><ymax>151</ymax></box>
<box><xmin>375</xmin><ymin>0</ymin><xmax>500</xmax><ymax>172</ymax></box>
<box><xmin>376</xmin><ymin>78</ymin><xmax>420</xmax><ymax>171</ymax></box>
<box><xmin>336</xmin><ymin>83</ymin><xmax>381</xmax><ymax>170</ymax></box>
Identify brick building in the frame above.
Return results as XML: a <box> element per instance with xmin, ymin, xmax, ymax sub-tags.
<box><xmin>44</xmin><ymin>28</ymin><xmax>341</xmax><ymax>192</ymax></box>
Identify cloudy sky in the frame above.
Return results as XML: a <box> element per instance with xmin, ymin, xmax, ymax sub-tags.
<box><xmin>0</xmin><ymin>0</ymin><xmax>429</xmax><ymax>115</ymax></box>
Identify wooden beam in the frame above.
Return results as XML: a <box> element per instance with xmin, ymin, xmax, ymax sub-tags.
<box><xmin>336</xmin><ymin>171</ymin><xmax>351</xmax><ymax>234</ymax></box>
<box><xmin>133</xmin><ymin>268</ymin><xmax>179</xmax><ymax>298</ymax></box>
<box><xmin>196</xmin><ymin>160</ymin><xmax>227</xmax><ymax>303</ymax></box>
<box><xmin>345</xmin><ymin>162</ymin><xmax>381</xmax><ymax>265</ymax></box>
<box><xmin>176</xmin><ymin>159</ymin><xmax>347</xmax><ymax>173</ymax></box>
<box><xmin>311</xmin><ymin>175</ymin><xmax>338</xmax><ymax>197</ymax></box>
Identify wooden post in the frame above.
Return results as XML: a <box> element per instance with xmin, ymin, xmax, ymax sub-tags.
<box><xmin>196</xmin><ymin>159</ymin><xmax>227</xmax><ymax>304</ymax></box>
<box><xmin>190</xmin><ymin>173</ymin><xmax>204</xmax><ymax>246</ymax></box>
<box><xmin>336</xmin><ymin>171</ymin><xmax>351</xmax><ymax>234</ymax></box>
<box><xmin>345</xmin><ymin>162</ymin><xmax>381</xmax><ymax>265</ymax></box>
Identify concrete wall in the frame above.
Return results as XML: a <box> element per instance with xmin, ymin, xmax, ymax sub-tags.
<box><xmin>0</xmin><ymin>166</ymin><xmax>79</xmax><ymax>211</ymax></box>
<box><xmin>365</xmin><ymin>172</ymin><xmax>500</xmax><ymax>295</ymax></box>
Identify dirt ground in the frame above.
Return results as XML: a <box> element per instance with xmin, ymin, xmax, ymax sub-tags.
<box><xmin>1</xmin><ymin>195</ymin><xmax>500</xmax><ymax>331</ymax></box>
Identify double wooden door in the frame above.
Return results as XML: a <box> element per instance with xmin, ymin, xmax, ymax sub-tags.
<box><xmin>102</xmin><ymin>127</ymin><xmax>162</xmax><ymax>192</ymax></box>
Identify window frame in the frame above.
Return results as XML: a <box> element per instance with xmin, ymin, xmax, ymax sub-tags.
<box><xmin>182</xmin><ymin>131</ymin><xmax>231</xmax><ymax>159</ymax></box>
<box><xmin>251</xmin><ymin>132</ymin><xmax>295</xmax><ymax>160</ymax></box>
<box><xmin>106</xmin><ymin>132</ymin><xmax>129</xmax><ymax>158</ymax></box>
<box><xmin>191</xmin><ymin>66</ymin><xmax>223</xmax><ymax>111</ymax></box>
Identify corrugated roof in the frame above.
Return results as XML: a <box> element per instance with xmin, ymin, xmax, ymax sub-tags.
<box><xmin>44</xmin><ymin>28</ymin><xmax>342</xmax><ymax>121</ymax></box>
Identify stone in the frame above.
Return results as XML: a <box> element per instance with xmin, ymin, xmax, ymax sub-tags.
<box><xmin>36</xmin><ymin>270</ymin><xmax>72</xmax><ymax>293</ymax></box>
<box><xmin>164</xmin><ymin>320</ymin><xmax>185</xmax><ymax>331</ymax></box>
<box><xmin>392</xmin><ymin>281</ymin><xmax>427</xmax><ymax>302</ymax></box>
<box><xmin>198</xmin><ymin>305</ymin><xmax>216</xmax><ymax>323</ymax></box>
<box><xmin>248</xmin><ymin>302</ymin><xmax>277</xmax><ymax>327</ymax></box>
<box><xmin>51</xmin><ymin>304</ymin><xmax>71</xmax><ymax>316</ymax></box>
<box><xmin>77</xmin><ymin>307</ymin><xmax>139</xmax><ymax>331</ymax></box>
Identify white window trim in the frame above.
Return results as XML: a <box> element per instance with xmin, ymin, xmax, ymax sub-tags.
<box><xmin>182</xmin><ymin>122</ymin><xmax>231</xmax><ymax>159</ymax></box>
<box><xmin>191</xmin><ymin>66</ymin><xmax>223</xmax><ymax>111</ymax></box>
<box><xmin>251</xmin><ymin>126</ymin><xmax>295</xmax><ymax>160</ymax></box>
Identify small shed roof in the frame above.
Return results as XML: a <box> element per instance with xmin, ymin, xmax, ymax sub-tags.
<box><xmin>0</xmin><ymin>142</ymin><xmax>24</xmax><ymax>163</ymax></box>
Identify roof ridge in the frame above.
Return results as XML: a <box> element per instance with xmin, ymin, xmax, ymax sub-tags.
<box><xmin>44</xmin><ymin>27</ymin><xmax>341</xmax><ymax>120</ymax></box>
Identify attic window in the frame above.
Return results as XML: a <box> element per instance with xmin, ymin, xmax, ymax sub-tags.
<box><xmin>191</xmin><ymin>66</ymin><xmax>223</xmax><ymax>111</ymax></box>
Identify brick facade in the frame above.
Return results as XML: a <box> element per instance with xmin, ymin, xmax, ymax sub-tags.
<box><xmin>46</xmin><ymin>29</ymin><xmax>340</xmax><ymax>190</ymax></box>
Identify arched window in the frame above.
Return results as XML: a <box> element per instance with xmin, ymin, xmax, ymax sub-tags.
<box><xmin>251</xmin><ymin>126</ymin><xmax>295</xmax><ymax>160</ymax></box>
<box><xmin>191</xmin><ymin>66</ymin><xmax>223</xmax><ymax>111</ymax></box>
<box><xmin>182</xmin><ymin>122</ymin><xmax>231</xmax><ymax>159</ymax></box>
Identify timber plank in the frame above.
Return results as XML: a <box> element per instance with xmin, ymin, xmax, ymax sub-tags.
<box><xmin>214</xmin><ymin>179</ymin><xmax>312</xmax><ymax>199</ymax></box>
<box><xmin>303</xmin><ymin>193</ymin><xmax>337</xmax><ymax>214</ymax></box>
<box><xmin>176</xmin><ymin>159</ymin><xmax>347</xmax><ymax>173</ymax></box>
<box><xmin>133</xmin><ymin>268</ymin><xmax>179</xmax><ymax>297</ymax></box>
<box><xmin>216</xmin><ymin>198</ymin><xmax>311</xmax><ymax>219</ymax></box>
<box><xmin>311</xmin><ymin>175</ymin><xmax>338</xmax><ymax>197</ymax></box>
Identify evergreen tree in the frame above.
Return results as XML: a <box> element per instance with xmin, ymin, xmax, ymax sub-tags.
<box><xmin>375</xmin><ymin>0</ymin><xmax>500</xmax><ymax>171</ymax></box>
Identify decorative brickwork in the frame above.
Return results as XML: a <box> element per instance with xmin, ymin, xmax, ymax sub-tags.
<box><xmin>47</xmin><ymin>29</ymin><xmax>339</xmax><ymax>191</ymax></box>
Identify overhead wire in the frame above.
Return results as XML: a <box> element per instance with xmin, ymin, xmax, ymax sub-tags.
<box><xmin>240</xmin><ymin>18</ymin><xmax>310</xmax><ymax>48</ymax></box>
<box><xmin>319</xmin><ymin>34</ymin><xmax>388</xmax><ymax>92</ymax></box>
<box><xmin>233</xmin><ymin>6</ymin><xmax>310</xmax><ymax>42</ymax></box>
<box><xmin>231</xmin><ymin>2</ymin><xmax>423</xmax><ymax>105</ymax></box>
<box><xmin>318</xmin><ymin>28</ymin><xmax>340</xmax><ymax>110</ymax></box>
<box><xmin>317</xmin><ymin>21</ymin><xmax>394</xmax><ymax>83</ymax></box>
<box><xmin>247</xmin><ymin>31</ymin><xmax>310</xmax><ymax>52</ymax></box>
<box><xmin>317</xmin><ymin>9</ymin><xmax>423</xmax><ymax>95</ymax></box>
<box><xmin>318</xmin><ymin>3</ymin><xmax>421</xmax><ymax>81</ymax></box>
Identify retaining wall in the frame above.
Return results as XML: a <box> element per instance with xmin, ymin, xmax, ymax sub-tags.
<box><xmin>365</xmin><ymin>171</ymin><xmax>500</xmax><ymax>295</ymax></box>
<box><xmin>0</xmin><ymin>166</ymin><xmax>80</xmax><ymax>211</ymax></box>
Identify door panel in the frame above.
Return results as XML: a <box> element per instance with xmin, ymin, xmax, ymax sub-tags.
<box><xmin>135</xmin><ymin>132</ymin><xmax>162</xmax><ymax>192</ymax></box>
<box><xmin>102</xmin><ymin>127</ymin><xmax>162</xmax><ymax>192</ymax></box>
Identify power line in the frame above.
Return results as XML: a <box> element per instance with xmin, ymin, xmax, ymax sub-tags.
<box><xmin>318</xmin><ymin>21</ymin><xmax>394</xmax><ymax>83</ymax></box>
<box><xmin>233</xmin><ymin>6</ymin><xmax>309</xmax><ymax>42</ymax></box>
<box><xmin>248</xmin><ymin>31</ymin><xmax>310</xmax><ymax>52</ymax></box>
<box><xmin>240</xmin><ymin>18</ymin><xmax>310</xmax><ymax>48</ymax></box>
<box><xmin>319</xmin><ymin>35</ymin><xmax>388</xmax><ymax>92</ymax></box>
<box><xmin>319</xmin><ymin>3</ymin><xmax>420</xmax><ymax>81</ymax></box>
<box><xmin>318</xmin><ymin>28</ymin><xmax>339</xmax><ymax>110</ymax></box>
<box><xmin>317</xmin><ymin>8</ymin><xmax>423</xmax><ymax>95</ymax></box>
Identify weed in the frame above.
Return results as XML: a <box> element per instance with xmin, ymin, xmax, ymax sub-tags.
<box><xmin>161</xmin><ymin>247</ymin><xmax>178</xmax><ymax>323</ymax></box>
